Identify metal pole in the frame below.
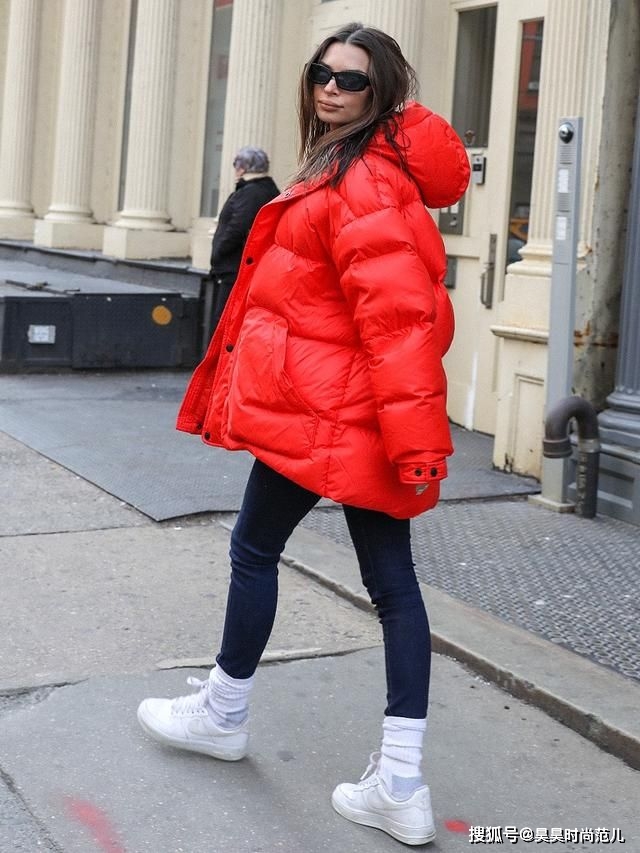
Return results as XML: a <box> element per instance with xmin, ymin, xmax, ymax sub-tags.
<box><xmin>534</xmin><ymin>117</ymin><xmax>583</xmax><ymax>511</ymax></box>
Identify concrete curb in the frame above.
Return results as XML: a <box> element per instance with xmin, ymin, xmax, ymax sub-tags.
<box><xmin>278</xmin><ymin>526</ymin><xmax>640</xmax><ymax>772</ymax></box>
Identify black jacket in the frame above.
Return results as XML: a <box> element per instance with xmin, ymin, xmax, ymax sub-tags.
<box><xmin>210</xmin><ymin>175</ymin><xmax>280</xmax><ymax>276</ymax></box>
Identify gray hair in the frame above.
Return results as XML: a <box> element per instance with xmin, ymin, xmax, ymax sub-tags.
<box><xmin>233</xmin><ymin>146</ymin><xmax>270</xmax><ymax>174</ymax></box>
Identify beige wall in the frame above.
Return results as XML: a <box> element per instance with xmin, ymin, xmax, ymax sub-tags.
<box><xmin>493</xmin><ymin>0</ymin><xmax>640</xmax><ymax>478</ymax></box>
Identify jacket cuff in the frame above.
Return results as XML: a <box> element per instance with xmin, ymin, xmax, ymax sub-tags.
<box><xmin>176</xmin><ymin>415</ymin><xmax>203</xmax><ymax>435</ymax></box>
<box><xmin>398</xmin><ymin>459</ymin><xmax>448</xmax><ymax>483</ymax></box>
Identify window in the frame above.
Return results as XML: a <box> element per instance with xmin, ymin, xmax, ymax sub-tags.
<box><xmin>506</xmin><ymin>19</ymin><xmax>544</xmax><ymax>265</ymax></box>
<box><xmin>451</xmin><ymin>6</ymin><xmax>497</xmax><ymax>148</ymax></box>
<box><xmin>441</xmin><ymin>6</ymin><xmax>496</xmax><ymax>234</ymax></box>
<box><xmin>200</xmin><ymin>0</ymin><xmax>234</xmax><ymax>216</ymax></box>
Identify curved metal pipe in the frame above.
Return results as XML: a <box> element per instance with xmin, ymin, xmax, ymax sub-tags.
<box><xmin>543</xmin><ymin>396</ymin><xmax>600</xmax><ymax>518</ymax></box>
<box><xmin>543</xmin><ymin>395</ymin><xmax>599</xmax><ymax>456</ymax></box>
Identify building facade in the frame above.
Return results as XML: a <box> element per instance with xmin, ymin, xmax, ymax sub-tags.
<box><xmin>1</xmin><ymin>0</ymin><xmax>639</xmax><ymax>521</ymax></box>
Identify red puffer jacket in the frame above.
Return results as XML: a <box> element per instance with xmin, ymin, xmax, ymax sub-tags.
<box><xmin>177</xmin><ymin>102</ymin><xmax>469</xmax><ymax>518</ymax></box>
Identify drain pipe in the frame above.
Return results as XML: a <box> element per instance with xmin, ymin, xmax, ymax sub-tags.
<box><xmin>542</xmin><ymin>396</ymin><xmax>600</xmax><ymax>518</ymax></box>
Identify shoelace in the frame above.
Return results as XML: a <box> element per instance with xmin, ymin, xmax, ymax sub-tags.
<box><xmin>170</xmin><ymin>676</ymin><xmax>210</xmax><ymax>714</ymax></box>
<box><xmin>355</xmin><ymin>751</ymin><xmax>382</xmax><ymax>789</ymax></box>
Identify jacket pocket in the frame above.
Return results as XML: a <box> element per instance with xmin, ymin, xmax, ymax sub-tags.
<box><xmin>226</xmin><ymin>308</ymin><xmax>319</xmax><ymax>457</ymax></box>
<box><xmin>435</xmin><ymin>282</ymin><xmax>455</xmax><ymax>356</ymax></box>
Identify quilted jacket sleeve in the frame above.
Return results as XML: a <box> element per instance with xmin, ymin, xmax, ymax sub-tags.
<box><xmin>211</xmin><ymin>190</ymin><xmax>251</xmax><ymax>266</ymax></box>
<box><xmin>331</xmin><ymin>161</ymin><xmax>453</xmax><ymax>484</ymax></box>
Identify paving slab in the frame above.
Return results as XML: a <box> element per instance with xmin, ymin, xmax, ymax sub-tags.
<box><xmin>282</xmin><ymin>526</ymin><xmax>640</xmax><ymax>770</ymax></box>
<box><xmin>0</xmin><ymin>651</ymin><xmax>637</xmax><ymax>853</ymax></box>
<box><xmin>0</xmin><ymin>774</ymin><xmax>57</xmax><ymax>852</ymax></box>
<box><xmin>1</xmin><ymin>371</ymin><xmax>638</xmax><ymax>851</ymax></box>
<box><xmin>0</xmin><ymin>431</ymin><xmax>147</xmax><ymax>536</ymax></box>
<box><xmin>0</xmin><ymin>521</ymin><xmax>380</xmax><ymax>692</ymax></box>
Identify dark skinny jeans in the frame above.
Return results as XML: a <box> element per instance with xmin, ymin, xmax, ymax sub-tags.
<box><xmin>216</xmin><ymin>459</ymin><xmax>431</xmax><ymax>718</ymax></box>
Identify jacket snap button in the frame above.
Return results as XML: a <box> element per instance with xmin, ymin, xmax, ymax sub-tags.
<box><xmin>204</xmin><ymin>431</ymin><xmax>211</xmax><ymax>440</ymax></box>
<box><xmin>430</xmin><ymin>467</ymin><xmax>438</xmax><ymax>477</ymax></box>
<box><xmin>225</xmin><ymin>343</ymin><xmax>234</xmax><ymax>352</ymax></box>
<box><xmin>246</xmin><ymin>257</ymin><xmax>254</xmax><ymax>265</ymax></box>
<box><xmin>414</xmin><ymin>468</ymin><xmax>423</xmax><ymax>476</ymax></box>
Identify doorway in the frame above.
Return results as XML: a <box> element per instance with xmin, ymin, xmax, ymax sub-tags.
<box><xmin>442</xmin><ymin>1</ymin><xmax>546</xmax><ymax>435</ymax></box>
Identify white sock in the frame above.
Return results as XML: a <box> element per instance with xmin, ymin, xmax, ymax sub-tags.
<box><xmin>378</xmin><ymin>715</ymin><xmax>426</xmax><ymax>800</ymax></box>
<box><xmin>206</xmin><ymin>664</ymin><xmax>254</xmax><ymax>730</ymax></box>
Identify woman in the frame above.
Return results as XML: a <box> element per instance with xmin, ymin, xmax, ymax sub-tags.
<box><xmin>209</xmin><ymin>147</ymin><xmax>279</xmax><ymax>330</ymax></box>
<box><xmin>138</xmin><ymin>22</ymin><xmax>469</xmax><ymax>847</ymax></box>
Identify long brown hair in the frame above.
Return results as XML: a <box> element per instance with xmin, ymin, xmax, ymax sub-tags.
<box><xmin>292</xmin><ymin>22</ymin><xmax>417</xmax><ymax>187</ymax></box>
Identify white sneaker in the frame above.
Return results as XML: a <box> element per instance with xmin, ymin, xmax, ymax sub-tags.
<box><xmin>137</xmin><ymin>675</ymin><xmax>249</xmax><ymax>761</ymax></box>
<box><xmin>331</xmin><ymin>753</ymin><xmax>436</xmax><ymax>846</ymax></box>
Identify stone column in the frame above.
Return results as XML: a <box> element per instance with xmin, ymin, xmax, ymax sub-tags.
<box><xmin>216</xmin><ymin>0</ymin><xmax>282</xmax><ymax>206</ymax></box>
<box><xmin>103</xmin><ymin>0</ymin><xmax>188</xmax><ymax>258</ymax></box>
<box><xmin>0</xmin><ymin>0</ymin><xmax>40</xmax><ymax>238</ymax></box>
<box><xmin>594</xmin><ymin>89</ymin><xmax>640</xmax><ymax>525</ymax></box>
<box><xmin>192</xmin><ymin>0</ymin><xmax>281</xmax><ymax>269</ymax></box>
<box><xmin>365</xmin><ymin>0</ymin><xmax>424</xmax><ymax>69</ymax></box>
<box><xmin>34</xmin><ymin>0</ymin><xmax>103</xmax><ymax>249</ymax></box>
<box><xmin>518</xmin><ymin>0</ymin><xmax>609</xmax><ymax>272</ymax></box>
<box><xmin>599</xmin><ymin>92</ymin><xmax>640</xmax><ymax>450</ymax></box>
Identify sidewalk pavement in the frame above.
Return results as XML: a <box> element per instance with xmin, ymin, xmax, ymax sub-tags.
<box><xmin>1</xmin><ymin>384</ymin><xmax>639</xmax><ymax>850</ymax></box>
<box><xmin>4</xmin><ymin>368</ymin><xmax>637</xmax><ymax>689</ymax></box>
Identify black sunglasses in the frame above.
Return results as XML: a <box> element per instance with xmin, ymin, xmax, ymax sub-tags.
<box><xmin>308</xmin><ymin>62</ymin><xmax>370</xmax><ymax>92</ymax></box>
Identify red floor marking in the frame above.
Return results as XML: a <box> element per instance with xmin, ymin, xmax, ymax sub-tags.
<box><xmin>65</xmin><ymin>797</ymin><xmax>126</xmax><ymax>853</ymax></box>
<box><xmin>445</xmin><ymin>818</ymin><xmax>471</xmax><ymax>833</ymax></box>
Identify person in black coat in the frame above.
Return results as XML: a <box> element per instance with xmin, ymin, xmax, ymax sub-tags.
<box><xmin>209</xmin><ymin>147</ymin><xmax>280</xmax><ymax>328</ymax></box>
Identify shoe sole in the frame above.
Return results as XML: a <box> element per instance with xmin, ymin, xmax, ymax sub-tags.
<box><xmin>331</xmin><ymin>790</ymin><xmax>436</xmax><ymax>846</ymax></box>
<box><xmin>137</xmin><ymin>706</ymin><xmax>248</xmax><ymax>761</ymax></box>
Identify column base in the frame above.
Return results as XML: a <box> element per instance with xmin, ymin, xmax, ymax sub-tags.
<box><xmin>34</xmin><ymin>219</ymin><xmax>104</xmax><ymax>250</ymax></box>
<box><xmin>0</xmin><ymin>216</ymin><xmax>35</xmax><ymax>240</ymax></box>
<box><xmin>534</xmin><ymin>456</ymin><xmax>574</xmax><ymax>510</ymax></box>
<box><xmin>580</xmin><ymin>441</ymin><xmax>640</xmax><ymax>526</ymax></box>
<box><xmin>598</xmin><ymin>408</ymin><xmax>640</xmax><ymax>450</ymax></box>
<box><xmin>528</xmin><ymin>494</ymin><xmax>575</xmax><ymax>513</ymax></box>
<box><xmin>102</xmin><ymin>226</ymin><xmax>190</xmax><ymax>260</ymax></box>
<box><xmin>189</xmin><ymin>217</ymin><xmax>215</xmax><ymax>272</ymax></box>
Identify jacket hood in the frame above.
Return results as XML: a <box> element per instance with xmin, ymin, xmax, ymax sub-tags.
<box><xmin>369</xmin><ymin>101</ymin><xmax>470</xmax><ymax>209</ymax></box>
